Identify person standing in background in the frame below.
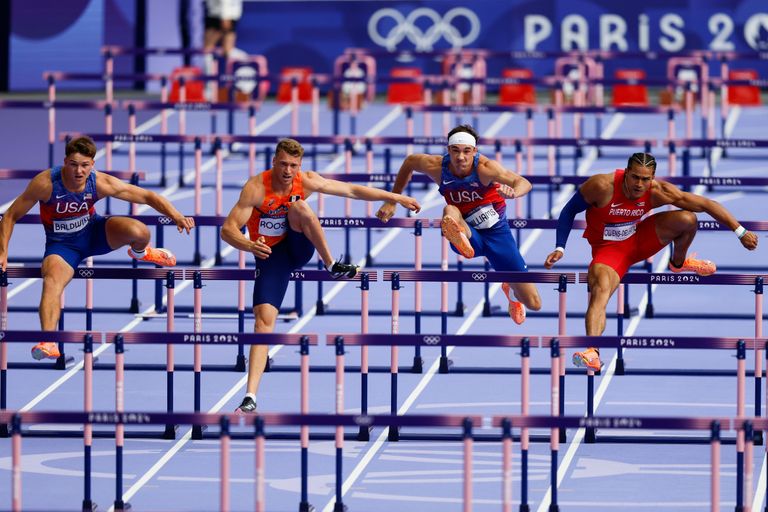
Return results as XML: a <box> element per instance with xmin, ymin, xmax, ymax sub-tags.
<box><xmin>203</xmin><ymin>0</ymin><xmax>243</xmax><ymax>57</ymax></box>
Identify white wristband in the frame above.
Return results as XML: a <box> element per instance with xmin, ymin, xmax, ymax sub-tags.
<box><xmin>734</xmin><ymin>225</ymin><xmax>747</xmax><ymax>239</ymax></box>
<box><xmin>554</xmin><ymin>246</ymin><xmax>565</xmax><ymax>255</ymax></box>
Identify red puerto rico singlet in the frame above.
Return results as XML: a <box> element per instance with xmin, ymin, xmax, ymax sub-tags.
<box><xmin>245</xmin><ymin>170</ymin><xmax>305</xmax><ymax>247</ymax></box>
<box><xmin>583</xmin><ymin>169</ymin><xmax>664</xmax><ymax>277</ymax></box>
<box><xmin>583</xmin><ymin>169</ymin><xmax>653</xmax><ymax>246</ymax></box>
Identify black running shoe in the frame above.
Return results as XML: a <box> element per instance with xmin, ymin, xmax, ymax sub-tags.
<box><xmin>326</xmin><ymin>258</ymin><xmax>359</xmax><ymax>279</ymax></box>
<box><xmin>235</xmin><ymin>396</ymin><xmax>257</xmax><ymax>415</ymax></box>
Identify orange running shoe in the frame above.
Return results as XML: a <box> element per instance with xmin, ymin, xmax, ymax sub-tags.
<box><xmin>501</xmin><ymin>282</ymin><xmax>526</xmax><ymax>325</ymax></box>
<box><xmin>31</xmin><ymin>342</ymin><xmax>60</xmax><ymax>361</ymax></box>
<box><xmin>668</xmin><ymin>252</ymin><xmax>716</xmax><ymax>276</ymax></box>
<box><xmin>128</xmin><ymin>246</ymin><xmax>177</xmax><ymax>267</ymax></box>
<box><xmin>441</xmin><ymin>216</ymin><xmax>474</xmax><ymax>258</ymax></box>
<box><xmin>573</xmin><ymin>347</ymin><xmax>602</xmax><ymax>371</ymax></box>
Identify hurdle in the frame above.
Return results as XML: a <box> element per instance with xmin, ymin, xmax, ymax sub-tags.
<box><xmin>3</xmin><ymin>408</ymin><xmax>749</xmax><ymax>511</ymax></box>
<box><xmin>666</xmin><ymin>136</ymin><xmax>768</xmax><ymax>181</ymax></box>
<box><xmin>381</xmin><ymin>270</ymin><xmax>574</xmax><ymax>374</ymax></box>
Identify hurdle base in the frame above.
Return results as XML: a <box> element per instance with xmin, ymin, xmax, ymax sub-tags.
<box><xmin>163</xmin><ymin>424</ymin><xmax>178</xmax><ymax>440</ymax></box>
<box><xmin>615</xmin><ymin>358</ymin><xmax>626</xmax><ymax>375</ymax></box>
<box><xmin>316</xmin><ymin>300</ymin><xmax>325</xmax><ymax>315</ymax></box>
<box><xmin>357</xmin><ymin>426</ymin><xmax>371</xmax><ymax>441</ymax></box>
<box><xmin>411</xmin><ymin>356</ymin><xmax>424</xmax><ymax>373</ymax></box>
<box><xmin>113</xmin><ymin>500</ymin><xmax>131</xmax><ymax>511</ymax></box>
<box><xmin>388</xmin><ymin>426</ymin><xmax>400</xmax><ymax>441</ymax></box>
<box><xmin>754</xmin><ymin>431</ymin><xmax>764</xmax><ymax>446</ymax></box>
<box><xmin>192</xmin><ymin>425</ymin><xmax>206</xmax><ymax>440</ymax></box>
<box><xmin>55</xmin><ymin>354</ymin><xmax>76</xmax><ymax>370</ymax></box>
<box><xmin>519</xmin><ymin>505</ymin><xmax>530</xmax><ymax>512</ymax></box>
<box><xmin>645</xmin><ymin>303</ymin><xmax>654</xmax><ymax>318</ymax></box>
<box><xmin>81</xmin><ymin>499</ymin><xmax>97</xmax><ymax>511</ymax></box>
<box><xmin>129</xmin><ymin>298</ymin><xmax>140</xmax><ymax>315</ymax></box>
<box><xmin>235</xmin><ymin>354</ymin><xmax>247</xmax><ymax>372</ymax></box>
<box><xmin>585</xmin><ymin>427</ymin><xmax>596</xmax><ymax>443</ymax></box>
<box><xmin>438</xmin><ymin>356</ymin><xmax>453</xmax><ymax>374</ymax></box>
<box><xmin>453</xmin><ymin>301</ymin><xmax>466</xmax><ymax>316</ymax></box>
<box><xmin>299</xmin><ymin>501</ymin><xmax>315</xmax><ymax>512</ymax></box>
<box><xmin>548</xmin><ymin>505</ymin><xmax>559</xmax><ymax>512</ymax></box>
<box><xmin>333</xmin><ymin>502</ymin><xmax>347</xmax><ymax>512</ymax></box>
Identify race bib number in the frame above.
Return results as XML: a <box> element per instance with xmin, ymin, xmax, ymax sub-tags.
<box><xmin>465</xmin><ymin>204</ymin><xmax>500</xmax><ymax>230</ymax></box>
<box><xmin>603</xmin><ymin>221</ymin><xmax>637</xmax><ymax>242</ymax></box>
<box><xmin>258</xmin><ymin>216</ymin><xmax>287</xmax><ymax>237</ymax></box>
<box><xmin>52</xmin><ymin>214</ymin><xmax>90</xmax><ymax>234</ymax></box>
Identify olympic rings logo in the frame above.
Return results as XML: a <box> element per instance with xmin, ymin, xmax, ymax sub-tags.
<box><xmin>79</xmin><ymin>269</ymin><xmax>95</xmax><ymax>278</ymax></box>
<box><xmin>512</xmin><ymin>220</ymin><xmax>528</xmax><ymax>229</ymax></box>
<box><xmin>422</xmin><ymin>335</ymin><xmax>441</xmax><ymax>345</ymax></box>
<box><xmin>367</xmin><ymin>7</ymin><xmax>481</xmax><ymax>51</ymax></box>
<box><xmin>159</xmin><ymin>217</ymin><xmax>173</xmax><ymax>225</ymax></box>
<box><xmin>471</xmin><ymin>273</ymin><xmax>487</xmax><ymax>281</ymax></box>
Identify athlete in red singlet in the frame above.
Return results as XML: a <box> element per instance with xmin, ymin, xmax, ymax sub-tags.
<box><xmin>221</xmin><ymin>138</ymin><xmax>421</xmax><ymax>414</ymax></box>
<box><xmin>545</xmin><ymin>152</ymin><xmax>758</xmax><ymax>371</ymax></box>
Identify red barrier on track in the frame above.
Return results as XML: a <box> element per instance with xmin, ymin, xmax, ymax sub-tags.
<box><xmin>498</xmin><ymin>68</ymin><xmax>536</xmax><ymax>105</ymax></box>
<box><xmin>728</xmin><ymin>69</ymin><xmax>762</xmax><ymax>106</ymax></box>
<box><xmin>612</xmin><ymin>69</ymin><xmax>649</xmax><ymax>106</ymax></box>
<box><xmin>387</xmin><ymin>67</ymin><xmax>423</xmax><ymax>104</ymax></box>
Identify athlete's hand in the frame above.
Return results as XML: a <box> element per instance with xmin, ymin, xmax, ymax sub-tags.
<box><xmin>498</xmin><ymin>184</ymin><xmax>516</xmax><ymax>199</ymax></box>
<box><xmin>397</xmin><ymin>195</ymin><xmax>421</xmax><ymax>214</ymax></box>
<box><xmin>741</xmin><ymin>231</ymin><xmax>758</xmax><ymax>250</ymax></box>
<box><xmin>175</xmin><ymin>215</ymin><xmax>195</xmax><ymax>234</ymax></box>
<box><xmin>375</xmin><ymin>202</ymin><xmax>397</xmax><ymax>223</ymax></box>
<box><xmin>251</xmin><ymin>236</ymin><xmax>272</xmax><ymax>260</ymax></box>
<box><xmin>544</xmin><ymin>250</ymin><xmax>563</xmax><ymax>269</ymax></box>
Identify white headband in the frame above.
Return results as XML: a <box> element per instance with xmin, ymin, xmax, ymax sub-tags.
<box><xmin>447</xmin><ymin>132</ymin><xmax>476</xmax><ymax>147</ymax></box>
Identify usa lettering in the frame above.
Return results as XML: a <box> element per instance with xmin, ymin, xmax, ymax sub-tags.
<box><xmin>448</xmin><ymin>190</ymin><xmax>483</xmax><ymax>203</ymax></box>
<box><xmin>55</xmin><ymin>202</ymin><xmax>90</xmax><ymax>214</ymax></box>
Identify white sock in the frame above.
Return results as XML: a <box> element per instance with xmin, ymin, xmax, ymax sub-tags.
<box><xmin>245</xmin><ymin>393</ymin><xmax>256</xmax><ymax>401</ymax></box>
<box><xmin>130</xmin><ymin>247</ymin><xmax>147</xmax><ymax>258</ymax></box>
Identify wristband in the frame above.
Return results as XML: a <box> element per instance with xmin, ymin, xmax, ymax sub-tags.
<box><xmin>554</xmin><ymin>246</ymin><xmax>565</xmax><ymax>255</ymax></box>
<box><xmin>734</xmin><ymin>225</ymin><xmax>747</xmax><ymax>239</ymax></box>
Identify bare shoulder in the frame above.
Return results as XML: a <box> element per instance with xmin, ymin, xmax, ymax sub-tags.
<box><xmin>579</xmin><ymin>172</ymin><xmax>614</xmax><ymax>205</ymax></box>
<box><xmin>406</xmin><ymin>153</ymin><xmax>442</xmax><ymax>171</ymax></box>
<box><xmin>239</xmin><ymin>175</ymin><xmax>265</xmax><ymax>204</ymax></box>
<box><xmin>26</xmin><ymin>170</ymin><xmax>54</xmax><ymax>200</ymax></box>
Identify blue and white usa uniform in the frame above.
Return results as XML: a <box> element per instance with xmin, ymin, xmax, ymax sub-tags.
<box><xmin>40</xmin><ymin>166</ymin><xmax>112</xmax><ymax>269</ymax></box>
<box><xmin>438</xmin><ymin>154</ymin><xmax>527</xmax><ymax>271</ymax></box>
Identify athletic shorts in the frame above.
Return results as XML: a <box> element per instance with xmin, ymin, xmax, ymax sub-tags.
<box><xmin>205</xmin><ymin>16</ymin><xmax>238</xmax><ymax>31</ymax></box>
<box><xmin>252</xmin><ymin>228</ymin><xmax>315</xmax><ymax>309</ymax></box>
<box><xmin>589</xmin><ymin>214</ymin><xmax>665</xmax><ymax>278</ymax></box>
<box><xmin>43</xmin><ymin>215</ymin><xmax>113</xmax><ymax>269</ymax></box>
<box><xmin>449</xmin><ymin>221</ymin><xmax>528</xmax><ymax>271</ymax></box>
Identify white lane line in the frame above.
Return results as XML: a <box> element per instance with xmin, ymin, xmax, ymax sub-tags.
<box><xmin>112</xmin><ymin>105</ymin><xmax>418</xmax><ymax>507</ymax></box>
<box><xmin>536</xmin><ymin>106</ymin><xmax>745</xmax><ymax>512</ymax></box>
<box><xmin>319</xmin><ymin>113</ymin><xmax>617</xmax><ymax>512</ymax></box>
<box><xmin>17</xmin><ymin>106</ymin><xmax>293</xmax><ymax>408</ymax></box>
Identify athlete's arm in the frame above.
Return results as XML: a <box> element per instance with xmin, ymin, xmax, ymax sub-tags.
<box><xmin>0</xmin><ymin>171</ymin><xmax>51</xmax><ymax>270</ymax></box>
<box><xmin>375</xmin><ymin>154</ymin><xmax>439</xmax><ymax>222</ymax></box>
<box><xmin>220</xmin><ymin>179</ymin><xmax>272</xmax><ymax>259</ymax></box>
<box><xmin>477</xmin><ymin>157</ymin><xmax>531</xmax><ymax>198</ymax></box>
<box><xmin>304</xmin><ymin>172</ymin><xmax>421</xmax><ymax>214</ymax></box>
<box><xmin>656</xmin><ymin>181</ymin><xmax>758</xmax><ymax>250</ymax></box>
<box><xmin>96</xmin><ymin>173</ymin><xmax>194</xmax><ymax>233</ymax></box>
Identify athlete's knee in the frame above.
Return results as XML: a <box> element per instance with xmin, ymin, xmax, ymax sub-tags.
<box><xmin>288</xmin><ymin>200</ymin><xmax>316</xmax><ymax>222</ymax></box>
<box><xmin>526</xmin><ymin>293</ymin><xmax>542</xmax><ymax>311</ymax></box>
<box><xmin>677</xmin><ymin>210</ymin><xmax>698</xmax><ymax>229</ymax></box>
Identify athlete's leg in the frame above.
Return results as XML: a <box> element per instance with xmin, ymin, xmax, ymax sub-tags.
<box><xmin>441</xmin><ymin>204</ymin><xmax>474</xmax><ymax>258</ymax></box>
<box><xmin>246</xmin><ymin>303</ymin><xmax>278</xmax><ymax>396</ymax></box>
<box><xmin>484</xmin><ymin>226</ymin><xmax>542</xmax><ymax>311</ymax></box>
<box><xmin>104</xmin><ymin>216</ymin><xmax>150</xmax><ymax>251</ymax></box>
<box><xmin>39</xmin><ymin>254</ymin><xmax>75</xmax><ymax>330</ymax></box>
<box><xmin>585</xmin><ymin>262</ymin><xmax>621</xmax><ymax>336</ymax></box>
<box><xmin>287</xmin><ymin>200</ymin><xmax>335</xmax><ymax>267</ymax></box>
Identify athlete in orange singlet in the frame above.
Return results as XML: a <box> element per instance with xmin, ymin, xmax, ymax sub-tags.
<box><xmin>545</xmin><ymin>152</ymin><xmax>758</xmax><ymax>371</ymax></box>
<box><xmin>221</xmin><ymin>138</ymin><xmax>421</xmax><ymax>413</ymax></box>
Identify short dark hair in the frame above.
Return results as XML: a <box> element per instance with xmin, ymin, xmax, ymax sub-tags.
<box><xmin>627</xmin><ymin>152</ymin><xmax>656</xmax><ymax>172</ymax></box>
<box><xmin>65</xmin><ymin>136</ymin><xmax>97</xmax><ymax>159</ymax></box>
<box><xmin>275</xmin><ymin>138</ymin><xmax>304</xmax><ymax>158</ymax></box>
<box><xmin>447</xmin><ymin>124</ymin><xmax>479</xmax><ymax>142</ymax></box>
